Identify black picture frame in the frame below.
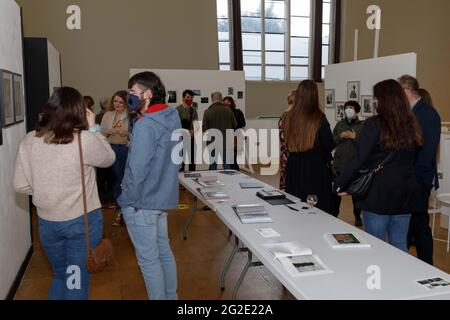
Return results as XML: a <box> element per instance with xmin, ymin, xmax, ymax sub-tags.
<box><xmin>335</xmin><ymin>102</ymin><xmax>345</xmax><ymax>121</ymax></box>
<box><xmin>13</xmin><ymin>73</ymin><xmax>25</xmax><ymax>124</ymax></box>
<box><xmin>361</xmin><ymin>95</ymin><xmax>374</xmax><ymax>117</ymax></box>
<box><xmin>325</xmin><ymin>89</ymin><xmax>335</xmax><ymax>109</ymax></box>
<box><xmin>0</xmin><ymin>70</ymin><xmax>15</xmax><ymax>127</ymax></box>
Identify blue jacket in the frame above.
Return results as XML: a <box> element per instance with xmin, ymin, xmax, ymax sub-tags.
<box><xmin>118</xmin><ymin>106</ymin><xmax>181</xmax><ymax>211</ymax></box>
<box><xmin>413</xmin><ymin>98</ymin><xmax>441</xmax><ymax>188</ymax></box>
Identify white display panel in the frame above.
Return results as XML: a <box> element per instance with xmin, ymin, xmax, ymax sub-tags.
<box><xmin>47</xmin><ymin>40</ymin><xmax>61</xmax><ymax>95</ymax></box>
<box><xmin>324</xmin><ymin>53</ymin><xmax>417</xmax><ymax>129</ymax></box>
<box><xmin>0</xmin><ymin>0</ymin><xmax>31</xmax><ymax>299</ymax></box>
<box><xmin>130</xmin><ymin>69</ymin><xmax>246</xmax><ymax>120</ymax></box>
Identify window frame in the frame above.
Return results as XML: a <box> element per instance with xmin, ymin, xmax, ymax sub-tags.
<box><xmin>217</xmin><ymin>0</ymin><xmax>339</xmax><ymax>82</ymax></box>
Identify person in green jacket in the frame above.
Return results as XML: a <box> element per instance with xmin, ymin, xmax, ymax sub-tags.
<box><xmin>333</xmin><ymin>100</ymin><xmax>364</xmax><ymax>226</ymax></box>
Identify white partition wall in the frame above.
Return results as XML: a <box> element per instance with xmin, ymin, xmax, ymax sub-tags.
<box><xmin>324</xmin><ymin>53</ymin><xmax>417</xmax><ymax>129</ymax></box>
<box><xmin>0</xmin><ymin>0</ymin><xmax>32</xmax><ymax>299</ymax></box>
<box><xmin>130</xmin><ymin>69</ymin><xmax>246</xmax><ymax>120</ymax></box>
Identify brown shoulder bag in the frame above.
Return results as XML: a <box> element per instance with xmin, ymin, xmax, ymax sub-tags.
<box><xmin>77</xmin><ymin>131</ymin><xmax>113</xmax><ymax>274</ymax></box>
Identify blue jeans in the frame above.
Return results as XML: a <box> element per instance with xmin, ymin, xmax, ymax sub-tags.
<box><xmin>38</xmin><ymin>209</ymin><xmax>103</xmax><ymax>300</ymax></box>
<box><xmin>122</xmin><ymin>207</ymin><xmax>178</xmax><ymax>300</ymax></box>
<box><xmin>363</xmin><ymin>211</ymin><xmax>412</xmax><ymax>252</ymax></box>
<box><xmin>209</xmin><ymin>148</ymin><xmax>233</xmax><ymax>171</ymax></box>
<box><xmin>111</xmin><ymin>144</ymin><xmax>129</xmax><ymax>207</ymax></box>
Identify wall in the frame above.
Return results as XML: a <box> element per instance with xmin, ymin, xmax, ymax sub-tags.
<box><xmin>16</xmin><ymin>0</ymin><xmax>219</xmax><ymax>113</ymax></box>
<box><xmin>16</xmin><ymin>0</ymin><xmax>319</xmax><ymax>119</ymax></box>
<box><xmin>341</xmin><ymin>0</ymin><xmax>450</xmax><ymax>121</ymax></box>
<box><xmin>0</xmin><ymin>0</ymin><xmax>31</xmax><ymax>299</ymax></box>
<box><xmin>16</xmin><ymin>0</ymin><xmax>449</xmax><ymax>120</ymax></box>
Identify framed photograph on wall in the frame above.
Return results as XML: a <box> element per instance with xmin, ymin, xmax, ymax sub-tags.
<box><xmin>325</xmin><ymin>89</ymin><xmax>335</xmax><ymax>109</ymax></box>
<box><xmin>167</xmin><ymin>91</ymin><xmax>177</xmax><ymax>104</ymax></box>
<box><xmin>13</xmin><ymin>74</ymin><xmax>24</xmax><ymax>123</ymax></box>
<box><xmin>0</xmin><ymin>70</ymin><xmax>15</xmax><ymax>127</ymax></box>
<box><xmin>347</xmin><ymin>81</ymin><xmax>360</xmax><ymax>102</ymax></box>
<box><xmin>335</xmin><ymin>102</ymin><xmax>345</xmax><ymax>121</ymax></box>
<box><xmin>361</xmin><ymin>95</ymin><xmax>374</xmax><ymax>117</ymax></box>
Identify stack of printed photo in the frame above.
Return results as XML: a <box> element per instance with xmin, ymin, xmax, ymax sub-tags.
<box><xmin>195</xmin><ymin>176</ymin><xmax>226</xmax><ymax>188</ymax></box>
<box><xmin>198</xmin><ymin>187</ymin><xmax>229</xmax><ymax>201</ymax></box>
<box><xmin>232</xmin><ymin>204</ymin><xmax>272</xmax><ymax>224</ymax></box>
<box><xmin>262</xmin><ymin>241</ymin><xmax>332</xmax><ymax>277</ymax></box>
<box><xmin>324</xmin><ymin>232</ymin><xmax>371</xmax><ymax>249</ymax></box>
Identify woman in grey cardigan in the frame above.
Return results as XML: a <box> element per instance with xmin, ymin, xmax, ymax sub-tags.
<box><xmin>14</xmin><ymin>87</ymin><xmax>115</xmax><ymax>300</ymax></box>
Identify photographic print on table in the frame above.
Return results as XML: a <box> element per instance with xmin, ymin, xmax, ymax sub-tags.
<box><xmin>167</xmin><ymin>91</ymin><xmax>177</xmax><ymax>104</ymax></box>
<box><xmin>1</xmin><ymin>70</ymin><xmax>15</xmax><ymax>127</ymax></box>
<box><xmin>13</xmin><ymin>74</ymin><xmax>24</xmax><ymax>123</ymax></box>
<box><xmin>335</xmin><ymin>102</ymin><xmax>345</xmax><ymax>121</ymax></box>
<box><xmin>361</xmin><ymin>95</ymin><xmax>374</xmax><ymax>117</ymax></box>
<box><xmin>347</xmin><ymin>81</ymin><xmax>360</xmax><ymax>102</ymax></box>
<box><xmin>325</xmin><ymin>89</ymin><xmax>335</xmax><ymax>109</ymax></box>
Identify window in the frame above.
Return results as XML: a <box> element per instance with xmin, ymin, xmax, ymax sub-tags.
<box><xmin>322</xmin><ymin>0</ymin><xmax>332</xmax><ymax>79</ymax></box>
<box><xmin>217</xmin><ymin>0</ymin><xmax>231</xmax><ymax>71</ymax></box>
<box><xmin>216</xmin><ymin>0</ymin><xmax>337</xmax><ymax>81</ymax></box>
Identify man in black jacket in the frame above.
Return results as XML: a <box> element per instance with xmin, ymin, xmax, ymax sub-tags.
<box><xmin>399</xmin><ymin>75</ymin><xmax>441</xmax><ymax>265</ymax></box>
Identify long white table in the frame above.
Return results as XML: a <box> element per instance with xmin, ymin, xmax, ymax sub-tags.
<box><xmin>179</xmin><ymin>171</ymin><xmax>450</xmax><ymax>300</ymax></box>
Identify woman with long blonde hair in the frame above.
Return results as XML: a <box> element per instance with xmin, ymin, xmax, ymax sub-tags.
<box><xmin>284</xmin><ymin>80</ymin><xmax>338</xmax><ymax>216</ymax></box>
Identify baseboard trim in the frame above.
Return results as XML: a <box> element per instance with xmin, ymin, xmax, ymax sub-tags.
<box><xmin>5</xmin><ymin>246</ymin><xmax>33</xmax><ymax>300</ymax></box>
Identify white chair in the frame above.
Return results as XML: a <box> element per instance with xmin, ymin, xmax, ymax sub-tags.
<box><xmin>432</xmin><ymin>192</ymin><xmax>450</xmax><ymax>253</ymax></box>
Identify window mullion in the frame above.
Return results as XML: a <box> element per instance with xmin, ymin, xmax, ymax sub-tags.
<box><xmin>286</xmin><ymin>0</ymin><xmax>291</xmax><ymax>81</ymax></box>
<box><xmin>228</xmin><ymin>0</ymin><xmax>234</xmax><ymax>69</ymax></box>
<box><xmin>261</xmin><ymin>0</ymin><xmax>266</xmax><ymax>80</ymax></box>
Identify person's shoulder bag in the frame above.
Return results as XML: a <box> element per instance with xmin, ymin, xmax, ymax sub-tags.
<box><xmin>345</xmin><ymin>151</ymin><xmax>395</xmax><ymax>200</ymax></box>
<box><xmin>77</xmin><ymin>131</ymin><xmax>113</xmax><ymax>274</ymax></box>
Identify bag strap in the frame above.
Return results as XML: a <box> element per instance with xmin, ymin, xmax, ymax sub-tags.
<box><xmin>373</xmin><ymin>151</ymin><xmax>395</xmax><ymax>174</ymax></box>
<box><xmin>77</xmin><ymin>131</ymin><xmax>91</xmax><ymax>255</ymax></box>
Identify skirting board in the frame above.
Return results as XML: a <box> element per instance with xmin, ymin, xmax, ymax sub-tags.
<box><xmin>5</xmin><ymin>246</ymin><xmax>33</xmax><ymax>300</ymax></box>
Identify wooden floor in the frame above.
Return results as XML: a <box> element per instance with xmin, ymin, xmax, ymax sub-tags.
<box><xmin>14</xmin><ymin>168</ymin><xmax>450</xmax><ymax>300</ymax></box>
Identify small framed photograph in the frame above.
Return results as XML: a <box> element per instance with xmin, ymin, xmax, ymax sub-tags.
<box><xmin>237</xmin><ymin>91</ymin><xmax>244</xmax><ymax>100</ymax></box>
<box><xmin>325</xmin><ymin>89</ymin><xmax>335</xmax><ymax>109</ymax></box>
<box><xmin>1</xmin><ymin>70</ymin><xmax>15</xmax><ymax>127</ymax></box>
<box><xmin>228</xmin><ymin>87</ymin><xmax>234</xmax><ymax>96</ymax></box>
<box><xmin>168</xmin><ymin>91</ymin><xmax>177</xmax><ymax>104</ymax></box>
<box><xmin>361</xmin><ymin>95</ymin><xmax>374</xmax><ymax>117</ymax></box>
<box><xmin>201</xmin><ymin>97</ymin><xmax>209</xmax><ymax>104</ymax></box>
<box><xmin>13</xmin><ymin>74</ymin><xmax>24</xmax><ymax>123</ymax></box>
<box><xmin>335</xmin><ymin>102</ymin><xmax>345</xmax><ymax>121</ymax></box>
<box><xmin>192</xmin><ymin>89</ymin><xmax>201</xmax><ymax>96</ymax></box>
<box><xmin>347</xmin><ymin>81</ymin><xmax>360</xmax><ymax>102</ymax></box>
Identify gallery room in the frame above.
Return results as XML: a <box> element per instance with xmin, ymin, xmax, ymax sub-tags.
<box><xmin>0</xmin><ymin>0</ymin><xmax>450</xmax><ymax>303</ymax></box>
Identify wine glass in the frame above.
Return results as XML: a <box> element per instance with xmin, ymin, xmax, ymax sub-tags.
<box><xmin>306</xmin><ymin>194</ymin><xmax>318</xmax><ymax>214</ymax></box>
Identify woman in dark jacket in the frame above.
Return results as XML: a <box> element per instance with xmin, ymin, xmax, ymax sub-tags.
<box><xmin>284</xmin><ymin>80</ymin><xmax>339</xmax><ymax>216</ymax></box>
<box><xmin>333</xmin><ymin>100</ymin><xmax>364</xmax><ymax>226</ymax></box>
<box><xmin>335</xmin><ymin>79</ymin><xmax>423</xmax><ymax>252</ymax></box>
<box><xmin>224</xmin><ymin>96</ymin><xmax>246</xmax><ymax>171</ymax></box>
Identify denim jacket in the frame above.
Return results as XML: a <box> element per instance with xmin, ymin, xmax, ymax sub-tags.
<box><xmin>118</xmin><ymin>106</ymin><xmax>181</xmax><ymax>211</ymax></box>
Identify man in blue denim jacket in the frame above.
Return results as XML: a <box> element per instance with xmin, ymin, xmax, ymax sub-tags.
<box><xmin>118</xmin><ymin>71</ymin><xmax>181</xmax><ymax>300</ymax></box>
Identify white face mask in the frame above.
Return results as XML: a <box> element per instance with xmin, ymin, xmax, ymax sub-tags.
<box><xmin>345</xmin><ymin>108</ymin><xmax>356</xmax><ymax>120</ymax></box>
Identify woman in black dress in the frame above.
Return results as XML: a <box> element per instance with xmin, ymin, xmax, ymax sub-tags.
<box><xmin>284</xmin><ymin>80</ymin><xmax>339</xmax><ymax>216</ymax></box>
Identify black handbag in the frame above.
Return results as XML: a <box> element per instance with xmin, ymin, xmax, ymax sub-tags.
<box><xmin>345</xmin><ymin>151</ymin><xmax>395</xmax><ymax>199</ymax></box>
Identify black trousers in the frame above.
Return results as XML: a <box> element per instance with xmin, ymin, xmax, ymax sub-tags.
<box><xmin>336</xmin><ymin>195</ymin><xmax>362</xmax><ymax>220</ymax></box>
<box><xmin>180</xmin><ymin>138</ymin><xmax>196</xmax><ymax>172</ymax></box>
<box><xmin>408</xmin><ymin>183</ymin><xmax>434</xmax><ymax>265</ymax></box>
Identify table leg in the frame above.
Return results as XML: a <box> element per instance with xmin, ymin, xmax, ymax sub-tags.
<box><xmin>221</xmin><ymin>236</ymin><xmax>239</xmax><ymax>290</ymax></box>
<box><xmin>232</xmin><ymin>251</ymin><xmax>262</xmax><ymax>300</ymax></box>
<box><xmin>183</xmin><ymin>196</ymin><xmax>198</xmax><ymax>240</ymax></box>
